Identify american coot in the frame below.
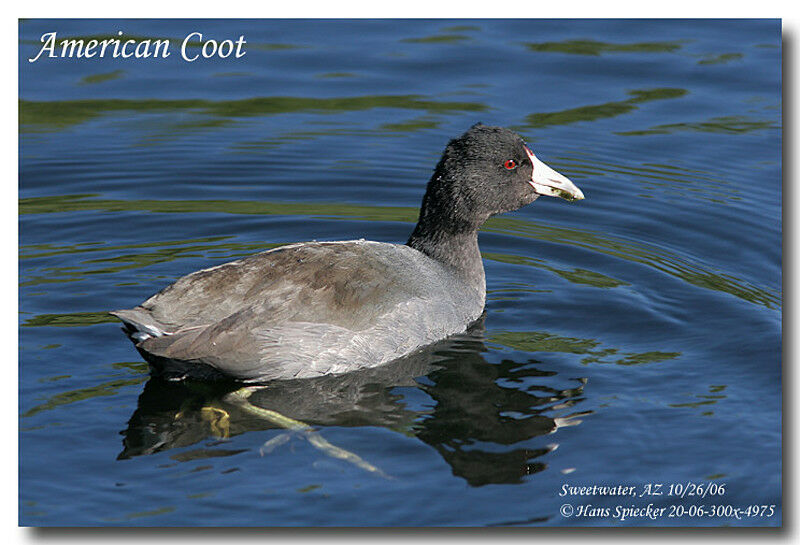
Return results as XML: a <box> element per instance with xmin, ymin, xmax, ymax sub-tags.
<box><xmin>111</xmin><ymin>124</ymin><xmax>584</xmax><ymax>382</ymax></box>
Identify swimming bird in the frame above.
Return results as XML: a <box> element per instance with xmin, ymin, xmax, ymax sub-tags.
<box><xmin>111</xmin><ymin>124</ymin><xmax>584</xmax><ymax>382</ymax></box>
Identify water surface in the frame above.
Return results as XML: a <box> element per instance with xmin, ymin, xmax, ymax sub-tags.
<box><xmin>19</xmin><ymin>19</ymin><xmax>781</xmax><ymax>526</ymax></box>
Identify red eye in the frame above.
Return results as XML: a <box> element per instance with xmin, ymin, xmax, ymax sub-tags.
<box><xmin>504</xmin><ymin>159</ymin><xmax>517</xmax><ymax>170</ymax></box>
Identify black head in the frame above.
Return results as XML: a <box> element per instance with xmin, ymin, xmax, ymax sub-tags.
<box><xmin>416</xmin><ymin>124</ymin><xmax>584</xmax><ymax>233</ymax></box>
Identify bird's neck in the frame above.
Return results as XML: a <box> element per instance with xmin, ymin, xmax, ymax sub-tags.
<box><xmin>406</xmin><ymin>212</ymin><xmax>486</xmax><ymax>295</ymax></box>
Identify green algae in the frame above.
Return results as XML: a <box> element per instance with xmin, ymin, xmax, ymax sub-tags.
<box><xmin>22</xmin><ymin>311</ymin><xmax>118</xmax><ymax>327</ymax></box>
<box><xmin>490</xmin><ymin>331</ymin><xmax>681</xmax><ymax>367</ymax></box>
<box><xmin>78</xmin><ymin>69</ymin><xmax>125</xmax><ymax>85</ymax></box>
<box><xmin>697</xmin><ymin>52</ymin><xmax>743</xmax><ymax>65</ymax></box>
<box><xmin>523</xmin><ymin>39</ymin><xmax>683</xmax><ymax>56</ymax></box>
<box><xmin>522</xmin><ymin>88</ymin><xmax>688</xmax><ymax>129</ymax></box>
<box><xmin>19</xmin><ymin>95</ymin><xmax>488</xmax><ymax>133</ymax></box>
<box><xmin>22</xmin><ymin>376</ymin><xmax>147</xmax><ymax>418</ymax></box>
<box><xmin>401</xmin><ymin>34</ymin><xmax>471</xmax><ymax>44</ymax></box>
<box><xmin>617</xmin><ymin>115</ymin><xmax>779</xmax><ymax>136</ymax></box>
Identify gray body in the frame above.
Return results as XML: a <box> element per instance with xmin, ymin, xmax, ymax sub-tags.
<box><xmin>112</xmin><ymin>240</ymin><xmax>485</xmax><ymax>382</ymax></box>
<box><xmin>111</xmin><ymin>124</ymin><xmax>583</xmax><ymax>383</ymax></box>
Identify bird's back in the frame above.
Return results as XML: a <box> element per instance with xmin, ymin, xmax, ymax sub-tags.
<box><xmin>112</xmin><ymin>240</ymin><xmax>484</xmax><ymax>382</ymax></box>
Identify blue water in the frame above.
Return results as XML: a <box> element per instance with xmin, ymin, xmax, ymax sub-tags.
<box><xmin>19</xmin><ymin>19</ymin><xmax>781</xmax><ymax>526</ymax></box>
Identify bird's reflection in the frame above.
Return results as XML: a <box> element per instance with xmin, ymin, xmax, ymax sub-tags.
<box><xmin>119</xmin><ymin>320</ymin><xmax>590</xmax><ymax>486</ymax></box>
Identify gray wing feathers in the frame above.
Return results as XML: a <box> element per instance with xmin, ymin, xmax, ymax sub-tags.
<box><xmin>109</xmin><ymin>308</ymin><xmax>170</xmax><ymax>337</ymax></box>
<box><xmin>114</xmin><ymin>241</ymin><xmax>483</xmax><ymax>381</ymax></box>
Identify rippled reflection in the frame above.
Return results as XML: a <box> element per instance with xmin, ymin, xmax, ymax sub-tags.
<box><xmin>118</xmin><ymin>322</ymin><xmax>590</xmax><ymax>487</ymax></box>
